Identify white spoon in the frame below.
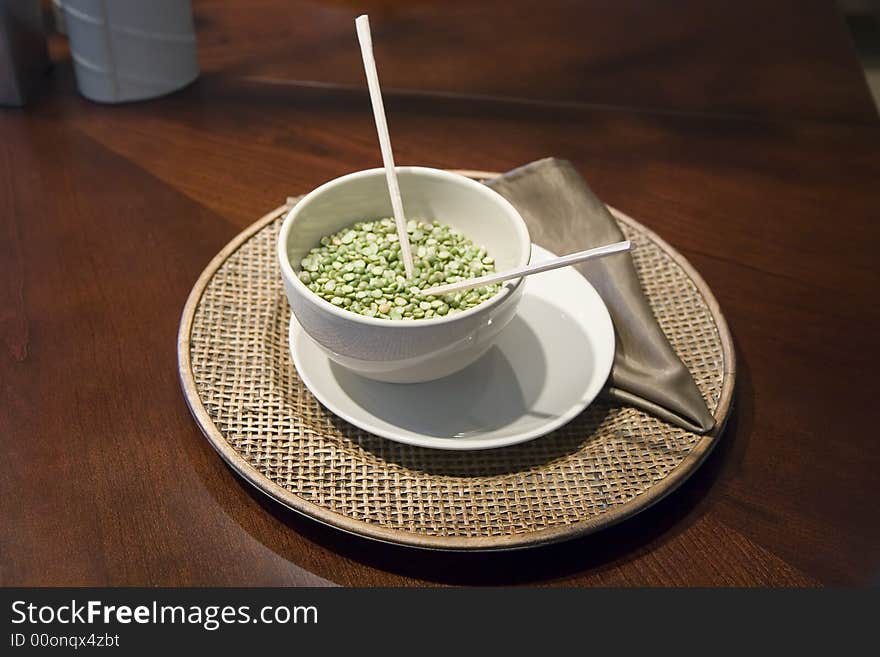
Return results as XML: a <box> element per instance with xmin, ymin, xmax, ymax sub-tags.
<box><xmin>419</xmin><ymin>240</ymin><xmax>632</xmax><ymax>296</ymax></box>
<box><xmin>355</xmin><ymin>15</ymin><xmax>415</xmax><ymax>278</ymax></box>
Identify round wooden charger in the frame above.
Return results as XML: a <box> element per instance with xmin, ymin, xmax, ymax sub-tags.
<box><xmin>178</xmin><ymin>171</ymin><xmax>735</xmax><ymax>551</ymax></box>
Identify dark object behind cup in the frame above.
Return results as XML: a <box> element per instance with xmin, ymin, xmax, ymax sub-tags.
<box><xmin>0</xmin><ymin>0</ymin><xmax>50</xmax><ymax>106</ymax></box>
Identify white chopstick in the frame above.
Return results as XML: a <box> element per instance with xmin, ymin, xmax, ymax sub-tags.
<box><xmin>419</xmin><ymin>240</ymin><xmax>632</xmax><ymax>296</ymax></box>
<box><xmin>355</xmin><ymin>15</ymin><xmax>415</xmax><ymax>279</ymax></box>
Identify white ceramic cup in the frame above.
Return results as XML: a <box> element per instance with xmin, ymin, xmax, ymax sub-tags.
<box><xmin>61</xmin><ymin>0</ymin><xmax>199</xmax><ymax>103</ymax></box>
<box><xmin>278</xmin><ymin>167</ymin><xmax>531</xmax><ymax>383</ymax></box>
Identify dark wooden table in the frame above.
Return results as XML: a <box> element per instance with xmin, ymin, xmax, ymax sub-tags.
<box><xmin>2</xmin><ymin>1</ymin><xmax>878</xmax><ymax>586</ymax></box>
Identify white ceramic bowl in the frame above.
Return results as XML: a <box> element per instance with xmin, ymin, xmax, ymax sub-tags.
<box><xmin>278</xmin><ymin>167</ymin><xmax>531</xmax><ymax>383</ymax></box>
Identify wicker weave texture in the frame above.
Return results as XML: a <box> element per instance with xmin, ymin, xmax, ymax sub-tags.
<box><xmin>184</xmin><ymin>200</ymin><xmax>731</xmax><ymax>547</ymax></box>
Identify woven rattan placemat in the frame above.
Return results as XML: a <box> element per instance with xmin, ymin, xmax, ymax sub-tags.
<box><xmin>178</xmin><ymin>173</ymin><xmax>734</xmax><ymax>550</ymax></box>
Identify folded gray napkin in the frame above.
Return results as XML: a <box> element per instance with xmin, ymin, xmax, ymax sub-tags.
<box><xmin>487</xmin><ymin>158</ymin><xmax>715</xmax><ymax>434</ymax></box>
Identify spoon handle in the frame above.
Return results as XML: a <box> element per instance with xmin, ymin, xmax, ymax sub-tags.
<box><xmin>355</xmin><ymin>15</ymin><xmax>416</xmax><ymax>278</ymax></box>
<box><xmin>420</xmin><ymin>240</ymin><xmax>632</xmax><ymax>296</ymax></box>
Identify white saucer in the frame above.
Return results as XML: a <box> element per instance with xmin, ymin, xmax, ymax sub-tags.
<box><xmin>288</xmin><ymin>245</ymin><xmax>615</xmax><ymax>450</ymax></box>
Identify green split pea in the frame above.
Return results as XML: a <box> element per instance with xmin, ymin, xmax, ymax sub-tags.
<box><xmin>297</xmin><ymin>218</ymin><xmax>499</xmax><ymax>320</ymax></box>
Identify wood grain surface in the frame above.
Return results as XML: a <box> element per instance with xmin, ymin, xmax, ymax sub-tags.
<box><xmin>193</xmin><ymin>0</ymin><xmax>878</xmax><ymax>122</ymax></box>
<box><xmin>1</xmin><ymin>0</ymin><xmax>878</xmax><ymax>586</ymax></box>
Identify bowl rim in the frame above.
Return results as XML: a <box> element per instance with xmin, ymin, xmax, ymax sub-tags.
<box><xmin>277</xmin><ymin>166</ymin><xmax>531</xmax><ymax>328</ymax></box>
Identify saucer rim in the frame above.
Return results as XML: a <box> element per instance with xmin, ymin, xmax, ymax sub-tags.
<box><xmin>289</xmin><ymin>243</ymin><xmax>616</xmax><ymax>451</ymax></box>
